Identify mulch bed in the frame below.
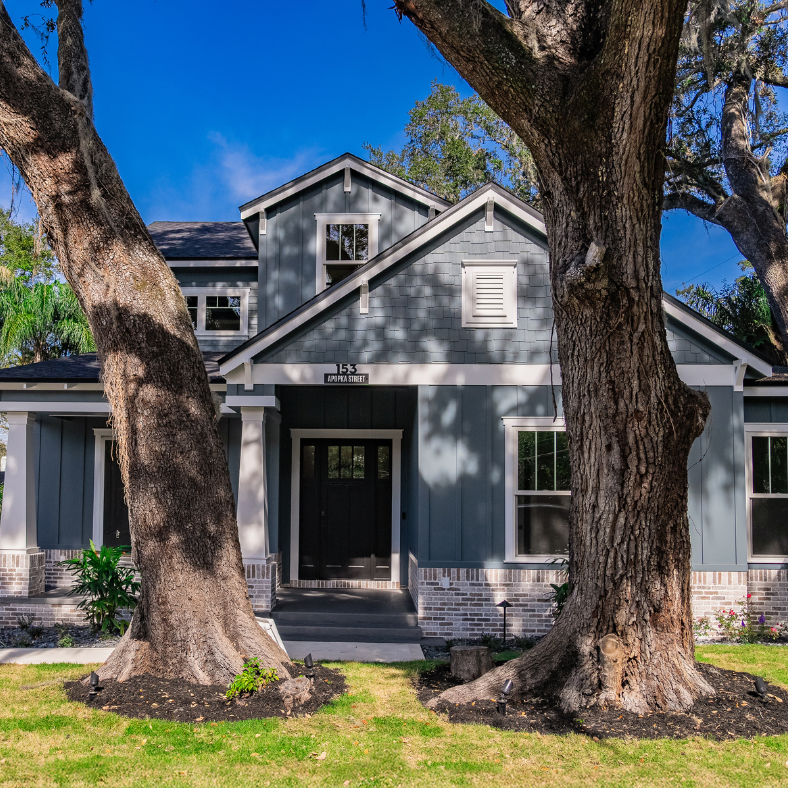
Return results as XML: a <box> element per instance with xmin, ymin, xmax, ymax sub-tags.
<box><xmin>65</xmin><ymin>664</ymin><xmax>346</xmax><ymax>722</ymax></box>
<box><xmin>416</xmin><ymin>661</ymin><xmax>788</xmax><ymax>739</ymax></box>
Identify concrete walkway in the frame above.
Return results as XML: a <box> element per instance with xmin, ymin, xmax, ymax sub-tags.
<box><xmin>0</xmin><ymin>641</ymin><xmax>424</xmax><ymax>665</ymax></box>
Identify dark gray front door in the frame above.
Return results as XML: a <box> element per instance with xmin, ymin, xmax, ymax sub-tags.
<box><xmin>102</xmin><ymin>440</ymin><xmax>131</xmax><ymax>549</ymax></box>
<box><xmin>298</xmin><ymin>439</ymin><xmax>392</xmax><ymax>580</ymax></box>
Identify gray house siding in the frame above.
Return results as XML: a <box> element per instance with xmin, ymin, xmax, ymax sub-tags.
<box><xmin>744</xmin><ymin>396</ymin><xmax>788</xmax><ymax>422</ymax></box>
<box><xmin>275</xmin><ymin>385</ymin><xmax>417</xmax><ymax>585</ymax></box>
<box><xmin>258</xmin><ymin>211</ymin><xmax>557</xmax><ymax>366</ymax></box>
<box><xmin>173</xmin><ymin>269</ymin><xmax>258</xmax><ymax>354</ymax></box>
<box><xmin>665</xmin><ymin>315</ymin><xmax>736</xmax><ymax>365</ymax></box>
<box><xmin>34</xmin><ymin>414</ymin><xmax>244</xmax><ymax>550</ymax></box>
<box><xmin>687</xmin><ymin>387</ymin><xmax>747</xmax><ymax>571</ymax></box>
<box><xmin>416</xmin><ymin>384</ymin><xmax>561</xmax><ymax>570</ymax></box>
<box><xmin>258</xmin><ymin>171</ymin><xmax>429</xmax><ymax>332</ymax></box>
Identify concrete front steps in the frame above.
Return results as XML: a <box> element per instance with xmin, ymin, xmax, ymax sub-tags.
<box><xmin>270</xmin><ymin>587</ymin><xmax>423</xmax><ymax>643</ymax></box>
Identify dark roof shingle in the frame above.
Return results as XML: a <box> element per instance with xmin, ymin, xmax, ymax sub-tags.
<box><xmin>147</xmin><ymin>222</ymin><xmax>256</xmax><ymax>259</ymax></box>
<box><xmin>0</xmin><ymin>353</ymin><xmax>225</xmax><ymax>383</ymax></box>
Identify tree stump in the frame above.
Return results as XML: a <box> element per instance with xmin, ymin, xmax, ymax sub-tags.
<box><xmin>450</xmin><ymin>646</ymin><xmax>493</xmax><ymax>682</ymax></box>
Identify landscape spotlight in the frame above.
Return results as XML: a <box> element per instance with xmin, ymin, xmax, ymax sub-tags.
<box><xmin>88</xmin><ymin>671</ymin><xmax>100</xmax><ymax>700</ymax></box>
<box><xmin>497</xmin><ymin>679</ymin><xmax>514</xmax><ymax>716</ymax></box>
<box><xmin>304</xmin><ymin>653</ymin><xmax>315</xmax><ymax>680</ymax></box>
<box><xmin>496</xmin><ymin>600</ymin><xmax>513</xmax><ymax>647</ymax></box>
<box><xmin>755</xmin><ymin>676</ymin><xmax>768</xmax><ymax>700</ymax></box>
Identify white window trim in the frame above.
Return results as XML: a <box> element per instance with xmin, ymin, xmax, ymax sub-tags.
<box><xmin>745</xmin><ymin>424</ymin><xmax>788</xmax><ymax>562</ymax></box>
<box><xmin>289</xmin><ymin>429</ymin><xmax>402</xmax><ymax>583</ymax></box>
<box><xmin>314</xmin><ymin>213</ymin><xmax>380</xmax><ymax>294</ymax></box>
<box><xmin>92</xmin><ymin>428</ymin><xmax>116</xmax><ymax>548</ymax></box>
<box><xmin>503</xmin><ymin>417</ymin><xmax>569</xmax><ymax>563</ymax></box>
<box><xmin>461</xmin><ymin>259</ymin><xmax>518</xmax><ymax>328</ymax></box>
<box><xmin>180</xmin><ymin>287</ymin><xmax>250</xmax><ymax>338</ymax></box>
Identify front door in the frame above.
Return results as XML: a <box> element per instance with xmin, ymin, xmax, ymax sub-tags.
<box><xmin>103</xmin><ymin>440</ymin><xmax>131</xmax><ymax>549</ymax></box>
<box><xmin>299</xmin><ymin>439</ymin><xmax>392</xmax><ymax>580</ymax></box>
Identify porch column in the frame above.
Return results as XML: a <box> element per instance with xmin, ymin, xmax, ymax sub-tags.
<box><xmin>237</xmin><ymin>407</ymin><xmax>269</xmax><ymax>560</ymax></box>
<box><xmin>0</xmin><ymin>412</ymin><xmax>44</xmax><ymax>596</ymax></box>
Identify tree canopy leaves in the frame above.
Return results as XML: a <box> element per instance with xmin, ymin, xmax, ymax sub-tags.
<box><xmin>364</xmin><ymin>81</ymin><xmax>539</xmax><ymax>205</ymax></box>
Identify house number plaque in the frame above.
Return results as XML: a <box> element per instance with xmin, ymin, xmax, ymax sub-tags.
<box><xmin>324</xmin><ymin>363</ymin><xmax>369</xmax><ymax>384</ymax></box>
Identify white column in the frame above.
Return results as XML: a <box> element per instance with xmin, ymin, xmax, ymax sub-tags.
<box><xmin>237</xmin><ymin>407</ymin><xmax>269</xmax><ymax>560</ymax></box>
<box><xmin>0</xmin><ymin>413</ymin><xmax>37</xmax><ymax>551</ymax></box>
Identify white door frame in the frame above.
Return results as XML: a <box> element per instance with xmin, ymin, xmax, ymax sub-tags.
<box><xmin>289</xmin><ymin>429</ymin><xmax>403</xmax><ymax>583</ymax></box>
<box><xmin>92</xmin><ymin>428</ymin><xmax>116</xmax><ymax>547</ymax></box>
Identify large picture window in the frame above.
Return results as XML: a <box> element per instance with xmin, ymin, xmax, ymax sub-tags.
<box><xmin>748</xmin><ymin>430</ymin><xmax>788</xmax><ymax>559</ymax></box>
<box><xmin>315</xmin><ymin>213</ymin><xmax>379</xmax><ymax>293</ymax></box>
<box><xmin>504</xmin><ymin>418</ymin><xmax>570</xmax><ymax>561</ymax></box>
<box><xmin>180</xmin><ymin>288</ymin><xmax>249</xmax><ymax>337</ymax></box>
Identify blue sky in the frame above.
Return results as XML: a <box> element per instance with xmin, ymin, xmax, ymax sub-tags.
<box><xmin>2</xmin><ymin>0</ymin><xmax>744</xmax><ymax>294</ymax></box>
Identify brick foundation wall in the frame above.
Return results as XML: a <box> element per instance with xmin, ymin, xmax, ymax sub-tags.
<box><xmin>44</xmin><ymin>550</ymin><xmax>82</xmax><ymax>590</ymax></box>
<box><xmin>748</xmin><ymin>569</ymin><xmax>788</xmax><ymax>625</ymax></box>
<box><xmin>0</xmin><ymin>550</ymin><xmax>45</xmax><ymax>597</ymax></box>
<box><xmin>690</xmin><ymin>571</ymin><xmax>749</xmax><ymax>622</ymax></box>
<box><xmin>414</xmin><ymin>567</ymin><xmax>562</xmax><ymax>639</ymax></box>
<box><xmin>245</xmin><ymin>554</ymin><xmax>279</xmax><ymax>613</ymax></box>
<box><xmin>0</xmin><ymin>601</ymin><xmax>84</xmax><ymax>627</ymax></box>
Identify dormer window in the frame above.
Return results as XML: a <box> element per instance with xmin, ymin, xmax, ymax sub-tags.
<box><xmin>315</xmin><ymin>213</ymin><xmax>380</xmax><ymax>293</ymax></box>
<box><xmin>181</xmin><ymin>287</ymin><xmax>250</xmax><ymax>337</ymax></box>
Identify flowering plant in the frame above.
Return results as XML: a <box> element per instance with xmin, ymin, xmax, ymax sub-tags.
<box><xmin>713</xmin><ymin>597</ymin><xmax>775</xmax><ymax>643</ymax></box>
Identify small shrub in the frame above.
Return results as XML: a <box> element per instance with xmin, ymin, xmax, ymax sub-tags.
<box><xmin>547</xmin><ymin>558</ymin><xmax>570</xmax><ymax>619</ymax></box>
<box><xmin>480</xmin><ymin>632</ymin><xmax>503</xmax><ymax>651</ymax></box>
<box><xmin>14</xmin><ymin>633</ymin><xmax>32</xmax><ymax>647</ymax></box>
<box><xmin>512</xmin><ymin>635</ymin><xmax>536</xmax><ymax>650</ymax></box>
<box><xmin>226</xmin><ymin>658</ymin><xmax>279</xmax><ymax>699</ymax></box>
<box><xmin>57</xmin><ymin>633</ymin><xmax>75</xmax><ymax>648</ymax></box>
<box><xmin>59</xmin><ymin>540</ymin><xmax>140</xmax><ymax>634</ymax></box>
<box><xmin>714</xmin><ymin>596</ymin><xmax>775</xmax><ymax>643</ymax></box>
<box><xmin>16</xmin><ymin>614</ymin><xmax>36</xmax><ymax>631</ymax></box>
<box><xmin>693</xmin><ymin>616</ymin><xmax>713</xmax><ymax>638</ymax></box>
<box><xmin>28</xmin><ymin>625</ymin><xmax>44</xmax><ymax>639</ymax></box>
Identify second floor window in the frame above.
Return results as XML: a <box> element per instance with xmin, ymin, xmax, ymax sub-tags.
<box><xmin>181</xmin><ymin>288</ymin><xmax>249</xmax><ymax>337</ymax></box>
<box><xmin>315</xmin><ymin>213</ymin><xmax>380</xmax><ymax>293</ymax></box>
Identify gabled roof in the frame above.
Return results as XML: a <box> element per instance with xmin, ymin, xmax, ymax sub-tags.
<box><xmin>662</xmin><ymin>293</ymin><xmax>773</xmax><ymax>376</ymax></box>
<box><xmin>220</xmin><ymin>180</ymin><xmax>776</xmax><ymax>379</ymax></box>
<box><xmin>220</xmin><ymin>182</ymin><xmax>546</xmax><ymax>373</ymax></box>
<box><xmin>237</xmin><ymin>152</ymin><xmax>452</xmax><ymax>222</ymax></box>
<box><xmin>0</xmin><ymin>352</ymin><xmax>226</xmax><ymax>384</ymax></box>
<box><xmin>148</xmin><ymin>222</ymin><xmax>257</xmax><ymax>259</ymax></box>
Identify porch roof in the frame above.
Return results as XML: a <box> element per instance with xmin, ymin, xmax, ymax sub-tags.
<box><xmin>0</xmin><ymin>352</ymin><xmax>226</xmax><ymax>385</ymax></box>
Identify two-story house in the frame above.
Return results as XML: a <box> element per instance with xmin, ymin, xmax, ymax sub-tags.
<box><xmin>1</xmin><ymin>153</ymin><xmax>786</xmax><ymax>637</ymax></box>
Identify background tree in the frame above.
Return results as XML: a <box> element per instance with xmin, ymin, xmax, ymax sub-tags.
<box><xmin>664</xmin><ymin>1</ymin><xmax>788</xmax><ymax>355</ymax></box>
<box><xmin>0</xmin><ymin>279</ymin><xmax>95</xmax><ymax>363</ymax></box>
<box><xmin>678</xmin><ymin>261</ymin><xmax>786</xmax><ymax>363</ymax></box>
<box><xmin>364</xmin><ymin>80</ymin><xmax>540</xmax><ymax>204</ymax></box>
<box><xmin>0</xmin><ymin>208</ymin><xmax>58</xmax><ymax>285</ymax></box>
<box><xmin>395</xmin><ymin>0</ymin><xmax>712</xmax><ymax>713</ymax></box>
<box><xmin>0</xmin><ymin>1</ymin><xmax>290</xmax><ymax>683</ymax></box>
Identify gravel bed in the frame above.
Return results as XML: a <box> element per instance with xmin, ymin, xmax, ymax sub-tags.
<box><xmin>0</xmin><ymin>623</ymin><xmax>122</xmax><ymax>649</ymax></box>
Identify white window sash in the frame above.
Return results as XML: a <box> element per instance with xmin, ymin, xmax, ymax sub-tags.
<box><xmin>180</xmin><ymin>287</ymin><xmax>250</xmax><ymax>337</ymax></box>
<box><xmin>503</xmin><ymin>418</ymin><xmax>568</xmax><ymax>562</ymax></box>
<box><xmin>314</xmin><ymin>213</ymin><xmax>380</xmax><ymax>294</ymax></box>
<box><xmin>745</xmin><ymin>426</ymin><xmax>788</xmax><ymax>562</ymax></box>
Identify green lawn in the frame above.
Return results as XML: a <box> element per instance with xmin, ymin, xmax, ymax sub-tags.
<box><xmin>0</xmin><ymin>647</ymin><xmax>787</xmax><ymax>787</ymax></box>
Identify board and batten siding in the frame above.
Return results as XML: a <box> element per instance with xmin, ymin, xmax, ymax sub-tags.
<box><xmin>258</xmin><ymin>171</ymin><xmax>429</xmax><ymax>332</ymax></box>
<box><xmin>34</xmin><ymin>415</ymin><xmax>244</xmax><ymax>550</ymax></box>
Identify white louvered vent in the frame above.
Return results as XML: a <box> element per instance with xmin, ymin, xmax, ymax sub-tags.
<box><xmin>462</xmin><ymin>259</ymin><xmax>518</xmax><ymax>328</ymax></box>
<box><xmin>473</xmin><ymin>272</ymin><xmax>506</xmax><ymax>316</ymax></box>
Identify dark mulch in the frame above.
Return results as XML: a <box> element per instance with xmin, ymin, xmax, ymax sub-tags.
<box><xmin>416</xmin><ymin>661</ymin><xmax>788</xmax><ymax>740</ymax></box>
<box><xmin>65</xmin><ymin>664</ymin><xmax>346</xmax><ymax>723</ymax></box>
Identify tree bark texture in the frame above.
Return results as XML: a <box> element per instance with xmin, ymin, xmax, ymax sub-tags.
<box><xmin>396</xmin><ymin>0</ymin><xmax>713</xmax><ymax>712</ymax></box>
<box><xmin>0</xmin><ymin>2</ymin><xmax>290</xmax><ymax>684</ymax></box>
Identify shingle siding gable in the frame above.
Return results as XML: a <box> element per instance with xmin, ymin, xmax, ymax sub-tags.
<box><xmin>257</xmin><ymin>213</ymin><xmax>557</xmax><ymax>365</ymax></box>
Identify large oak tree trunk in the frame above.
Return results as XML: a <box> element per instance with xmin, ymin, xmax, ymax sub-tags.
<box><xmin>0</xmin><ymin>1</ymin><xmax>290</xmax><ymax>684</ymax></box>
<box><xmin>398</xmin><ymin>0</ymin><xmax>713</xmax><ymax>712</ymax></box>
